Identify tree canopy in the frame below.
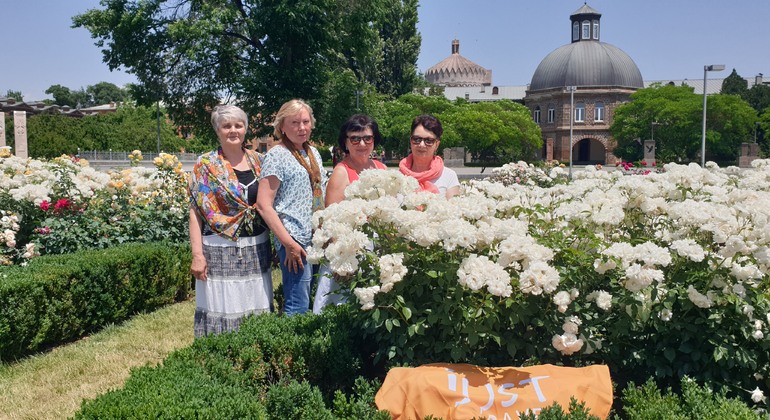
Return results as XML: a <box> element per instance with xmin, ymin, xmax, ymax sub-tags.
<box><xmin>371</xmin><ymin>94</ymin><xmax>542</xmax><ymax>163</ymax></box>
<box><xmin>612</xmin><ymin>83</ymin><xmax>757</xmax><ymax>164</ymax></box>
<box><xmin>73</xmin><ymin>0</ymin><xmax>420</xmax><ymax>146</ymax></box>
<box><xmin>45</xmin><ymin>82</ymin><xmax>128</xmax><ymax>108</ymax></box>
<box><xmin>3</xmin><ymin>90</ymin><xmax>23</xmax><ymax>101</ymax></box>
<box><xmin>6</xmin><ymin>105</ymin><xmax>185</xmax><ymax>159</ymax></box>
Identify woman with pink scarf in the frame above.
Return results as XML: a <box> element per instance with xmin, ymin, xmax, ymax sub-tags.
<box><xmin>399</xmin><ymin>115</ymin><xmax>460</xmax><ymax>198</ymax></box>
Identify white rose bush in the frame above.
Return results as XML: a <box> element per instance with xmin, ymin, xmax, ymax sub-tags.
<box><xmin>309</xmin><ymin>161</ymin><xmax>770</xmax><ymax>401</ymax></box>
<box><xmin>0</xmin><ymin>153</ymin><xmax>189</xmax><ymax>263</ymax></box>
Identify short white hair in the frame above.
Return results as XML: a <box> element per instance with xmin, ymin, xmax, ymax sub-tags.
<box><xmin>211</xmin><ymin>105</ymin><xmax>248</xmax><ymax>131</ymax></box>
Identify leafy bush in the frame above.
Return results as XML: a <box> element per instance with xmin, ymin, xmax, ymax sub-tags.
<box><xmin>308</xmin><ymin>163</ymin><xmax>770</xmax><ymax>400</ymax></box>
<box><xmin>620</xmin><ymin>377</ymin><xmax>761</xmax><ymax>419</ymax></box>
<box><xmin>75</xmin><ymin>306</ymin><xmax>383</xmax><ymax>418</ymax></box>
<box><xmin>519</xmin><ymin>398</ymin><xmax>601</xmax><ymax>420</ymax></box>
<box><xmin>0</xmin><ymin>242</ymin><xmax>191</xmax><ymax>361</ymax></box>
<box><xmin>74</xmin><ymin>353</ymin><xmax>268</xmax><ymax>419</ymax></box>
<box><xmin>266</xmin><ymin>380</ymin><xmax>335</xmax><ymax>419</ymax></box>
<box><xmin>331</xmin><ymin>377</ymin><xmax>391</xmax><ymax>420</ymax></box>
<box><xmin>0</xmin><ymin>153</ymin><xmax>188</xmax><ymax>264</ymax></box>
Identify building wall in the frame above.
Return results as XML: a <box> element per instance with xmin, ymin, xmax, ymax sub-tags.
<box><xmin>524</xmin><ymin>86</ymin><xmax>635</xmax><ymax>164</ymax></box>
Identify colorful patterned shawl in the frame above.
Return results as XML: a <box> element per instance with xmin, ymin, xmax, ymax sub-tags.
<box><xmin>189</xmin><ymin>148</ymin><xmax>263</xmax><ymax>240</ymax></box>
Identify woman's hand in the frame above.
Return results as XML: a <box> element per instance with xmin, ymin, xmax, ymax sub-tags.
<box><xmin>191</xmin><ymin>254</ymin><xmax>208</xmax><ymax>281</ymax></box>
<box><xmin>284</xmin><ymin>240</ymin><xmax>307</xmax><ymax>274</ymax></box>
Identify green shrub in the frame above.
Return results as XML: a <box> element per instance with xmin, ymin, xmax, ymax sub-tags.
<box><xmin>74</xmin><ymin>306</ymin><xmax>373</xmax><ymax>418</ymax></box>
<box><xmin>0</xmin><ymin>242</ymin><xmax>191</xmax><ymax>361</ymax></box>
<box><xmin>331</xmin><ymin>377</ymin><xmax>391</xmax><ymax>420</ymax></box>
<box><xmin>75</xmin><ymin>352</ymin><xmax>268</xmax><ymax>419</ymax></box>
<box><xmin>266</xmin><ymin>380</ymin><xmax>334</xmax><ymax>419</ymax></box>
<box><xmin>519</xmin><ymin>398</ymin><xmax>601</xmax><ymax>420</ymax></box>
<box><xmin>620</xmin><ymin>377</ymin><xmax>760</xmax><ymax>419</ymax></box>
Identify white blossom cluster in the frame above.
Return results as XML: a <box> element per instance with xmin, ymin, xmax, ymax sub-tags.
<box><xmin>310</xmin><ymin>160</ymin><xmax>770</xmax><ymax>358</ymax></box>
<box><xmin>552</xmin><ymin>316</ymin><xmax>584</xmax><ymax>355</ymax></box>
<box><xmin>486</xmin><ymin>161</ymin><xmax>569</xmax><ymax>188</ymax></box>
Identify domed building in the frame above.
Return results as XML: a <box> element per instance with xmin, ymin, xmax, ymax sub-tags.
<box><xmin>426</xmin><ymin>39</ymin><xmax>492</xmax><ymax>87</ymax></box>
<box><xmin>524</xmin><ymin>4</ymin><xmax>643</xmax><ymax>164</ymax></box>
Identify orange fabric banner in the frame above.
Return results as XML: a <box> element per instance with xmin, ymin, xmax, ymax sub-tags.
<box><xmin>375</xmin><ymin>363</ymin><xmax>613</xmax><ymax>419</ymax></box>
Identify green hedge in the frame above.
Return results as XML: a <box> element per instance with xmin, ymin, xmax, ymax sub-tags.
<box><xmin>74</xmin><ymin>304</ymin><xmax>762</xmax><ymax>419</ymax></box>
<box><xmin>0</xmin><ymin>242</ymin><xmax>192</xmax><ymax>361</ymax></box>
<box><xmin>75</xmin><ymin>307</ymin><xmax>390</xmax><ymax>419</ymax></box>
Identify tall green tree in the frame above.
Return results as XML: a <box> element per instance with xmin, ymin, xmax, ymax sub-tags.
<box><xmin>612</xmin><ymin>83</ymin><xmax>756</xmax><ymax>163</ymax></box>
<box><xmin>25</xmin><ymin>114</ymin><xmax>88</xmax><ymax>158</ymax></box>
<box><xmin>45</xmin><ymin>84</ymin><xmax>90</xmax><ymax>108</ymax></box>
<box><xmin>4</xmin><ymin>90</ymin><xmax>23</xmax><ymax>101</ymax></box>
<box><xmin>721</xmin><ymin>68</ymin><xmax>748</xmax><ymax>97</ymax></box>
<box><xmin>372</xmin><ymin>94</ymin><xmax>542</xmax><ymax>164</ymax></box>
<box><xmin>73</xmin><ymin>0</ymin><xmax>414</xmax><ymax>147</ymax></box>
<box><xmin>86</xmin><ymin>82</ymin><xmax>129</xmax><ymax>105</ymax></box>
<box><xmin>746</xmin><ymin>84</ymin><xmax>770</xmax><ymax>115</ymax></box>
<box><xmin>374</xmin><ymin>0</ymin><xmax>420</xmax><ymax>98</ymax></box>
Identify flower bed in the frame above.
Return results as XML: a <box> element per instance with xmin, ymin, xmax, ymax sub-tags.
<box><xmin>309</xmin><ymin>161</ymin><xmax>770</xmax><ymax>406</ymax></box>
<box><xmin>0</xmin><ymin>152</ymin><xmax>189</xmax><ymax>265</ymax></box>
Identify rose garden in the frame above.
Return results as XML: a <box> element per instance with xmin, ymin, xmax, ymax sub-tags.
<box><xmin>1</xmin><ymin>149</ymin><xmax>769</xmax><ymax>418</ymax></box>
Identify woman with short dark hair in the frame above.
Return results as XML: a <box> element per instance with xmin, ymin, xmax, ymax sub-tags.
<box><xmin>313</xmin><ymin>114</ymin><xmax>387</xmax><ymax>313</ymax></box>
<box><xmin>399</xmin><ymin>114</ymin><xmax>460</xmax><ymax>198</ymax></box>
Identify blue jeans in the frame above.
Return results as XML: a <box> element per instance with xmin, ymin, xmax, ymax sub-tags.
<box><xmin>278</xmin><ymin>245</ymin><xmax>312</xmax><ymax>316</ymax></box>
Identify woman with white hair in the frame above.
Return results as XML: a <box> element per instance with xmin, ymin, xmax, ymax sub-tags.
<box><xmin>189</xmin><ymin>104</ymin><xmax>273</xmax><ymax>337</ymax></box>
<box><xmin>257</xmin><ymin>99</ymin><xmax>327</xmax><ymax>316</ymax></box>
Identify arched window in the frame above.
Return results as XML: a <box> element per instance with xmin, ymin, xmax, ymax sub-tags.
<box><xmin>492</xmin><ymin>86</ymin><xmax>499</xmax><ymax>95</ymax></box>
<box><xmin>595</xmin><ymin>102</ymin><xmax>605</xmax><ymax>122</ymax></box>
<box><xmin>593</xmin><ymin>21</ymin><xmax>599</xmax><ymax>39</ymax></box>
<box><xmin>582</xmin><ymin>20</ymin><xmax>590</xmax><ymax>39</ymax></box>
<box><xmin>575</xmin><ymin>102</ymin><xmax>585</xmax><ymax>122</ymax></box>
<box><xmin>547</xmin><ymin>105</ymin><xmax>555</xmax><ymax>123</ymax></box>
<box><xmin>534</xmin><ymin>106</ymin><xmax>541</xmax><ymax>123</ymax></box>
<box><xmin>572</xmin><ymin>22</ymin><xmax>579</xmax><ymax>41</ymax></box>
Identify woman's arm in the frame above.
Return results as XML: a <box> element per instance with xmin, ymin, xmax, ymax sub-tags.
<box><xmin>257</xmin><ymin>175</ymin><xmax>306</xmax><ymax>273</ymax></box>
<box><xmin>189</xmin><ymin>206</ymin><xmax>207</xmax><ymax>280</ymax></box>
<box><xmin>445</xmin><ymin>185</ymin><xmax>460</xmax><ymax>199</ymax></box>
<box><xmin>324</xmin><ymin>164</ymin><xmax>350</xmax><ymax>206</ymax></box>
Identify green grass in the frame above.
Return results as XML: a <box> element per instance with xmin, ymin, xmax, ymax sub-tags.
<box><xmin>0</xmin><ymin>268</ymin><xmax>283</xmax><ymax>419</ymax></box>
<box><xmin>0</xmin><ymin>300</ymin><xmax>195</xmax><ymax>420</ymax></box>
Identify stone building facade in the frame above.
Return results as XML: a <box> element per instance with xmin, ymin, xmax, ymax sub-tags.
<box><xmin>524</xmin><ymin>4</ymin><xmax>644</xmax><ymax>165</ymax></box>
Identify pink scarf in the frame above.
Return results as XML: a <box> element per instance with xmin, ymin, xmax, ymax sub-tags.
<box><xmin>399</xmin><ymin>155</ymin><xmax>444</xmax><ymax>194</ymax></box>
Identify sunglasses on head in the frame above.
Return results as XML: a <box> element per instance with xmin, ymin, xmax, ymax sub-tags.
<box><xmin>410</xmin><ymin>136</ymin><xmax>437</xmax><ymax>146</ymax></box>
<box><xmin>348</xmin><ymin>135</ymin><xmax>374</xmax><ymax>145</ymax></box>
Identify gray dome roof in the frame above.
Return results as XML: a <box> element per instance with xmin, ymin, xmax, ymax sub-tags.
<box><xmin>529</xmin><ymin>41</ymin><xmax>643</xmax><ymax>91</ymax></box>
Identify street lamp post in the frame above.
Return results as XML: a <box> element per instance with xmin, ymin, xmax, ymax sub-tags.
<box><xmin>651</xmin><ymin>121</ymin><xmax>660</xmax><ymax>142</ymax></box>
<box><xmin>701</xmin><ymin>64</ymin><xmax>725</xmax><ymax>166</ymax></box>
<box><xmin>567</xmin><ymin>86</ymin><xmax>577</xmax><ymax>179</ymax></box>
<box><xmin>755</xmin><ymin>122</ymin><xmax>761</xmax><ymax>143</ymax></box>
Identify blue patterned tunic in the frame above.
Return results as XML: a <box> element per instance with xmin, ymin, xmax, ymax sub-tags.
<box><xmin>260</xmin><ymin>145</ymin><xmax>327</xmax><ymax>249</ymax></box>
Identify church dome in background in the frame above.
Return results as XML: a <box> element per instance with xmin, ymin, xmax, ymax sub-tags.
<box><xmin>426</xmin><ymin>39</ymin><xmax>492</xmax><ymax>87</ymax></box>
<box><xmin>529</xmin><ymin>4</ymin><xmax>643</xmax><ymax>91</ymax></box>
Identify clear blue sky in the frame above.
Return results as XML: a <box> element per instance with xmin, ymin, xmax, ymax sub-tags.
<box><xmin>2</xmin><ymin>1</ymin><xmax>768</xmax><ymax>102</ymax></box>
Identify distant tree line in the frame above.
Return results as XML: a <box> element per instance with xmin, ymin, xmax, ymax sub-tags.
<box><xmin>611</xmin><ymin>69</ymin><xmax>770</xmax><ymax>164</ymax></box>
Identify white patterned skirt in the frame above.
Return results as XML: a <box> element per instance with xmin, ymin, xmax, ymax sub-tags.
<box><xmin>194</xmin><ymin>231</ymin><xmax>273</xmax><ymax>338</ymax></box>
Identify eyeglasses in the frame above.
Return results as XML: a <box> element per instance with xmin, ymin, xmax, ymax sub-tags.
<box><xmin>347</xmin><ymin>135</ymin><xmax>374</xmax><ymax>145</ymax></box>
<box><xmin>410</xmin><ymin>136</ymin><xmax>438</xmax><ymax>146</ymax></box>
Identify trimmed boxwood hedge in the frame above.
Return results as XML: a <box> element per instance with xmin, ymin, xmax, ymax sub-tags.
<box><xmin>74</xmin><ymin>305</ymin><xmax>762</xmax><ymax>419</ymax></box>
<box><xmin>0</xmin><ymin>242</ymin><xmax>192</xmax><ymax>361</ymax></box>
<box><xmin>75</xmin><ymin>306</ymin><xmax>391</xmax><ymax>419</ymax></box>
